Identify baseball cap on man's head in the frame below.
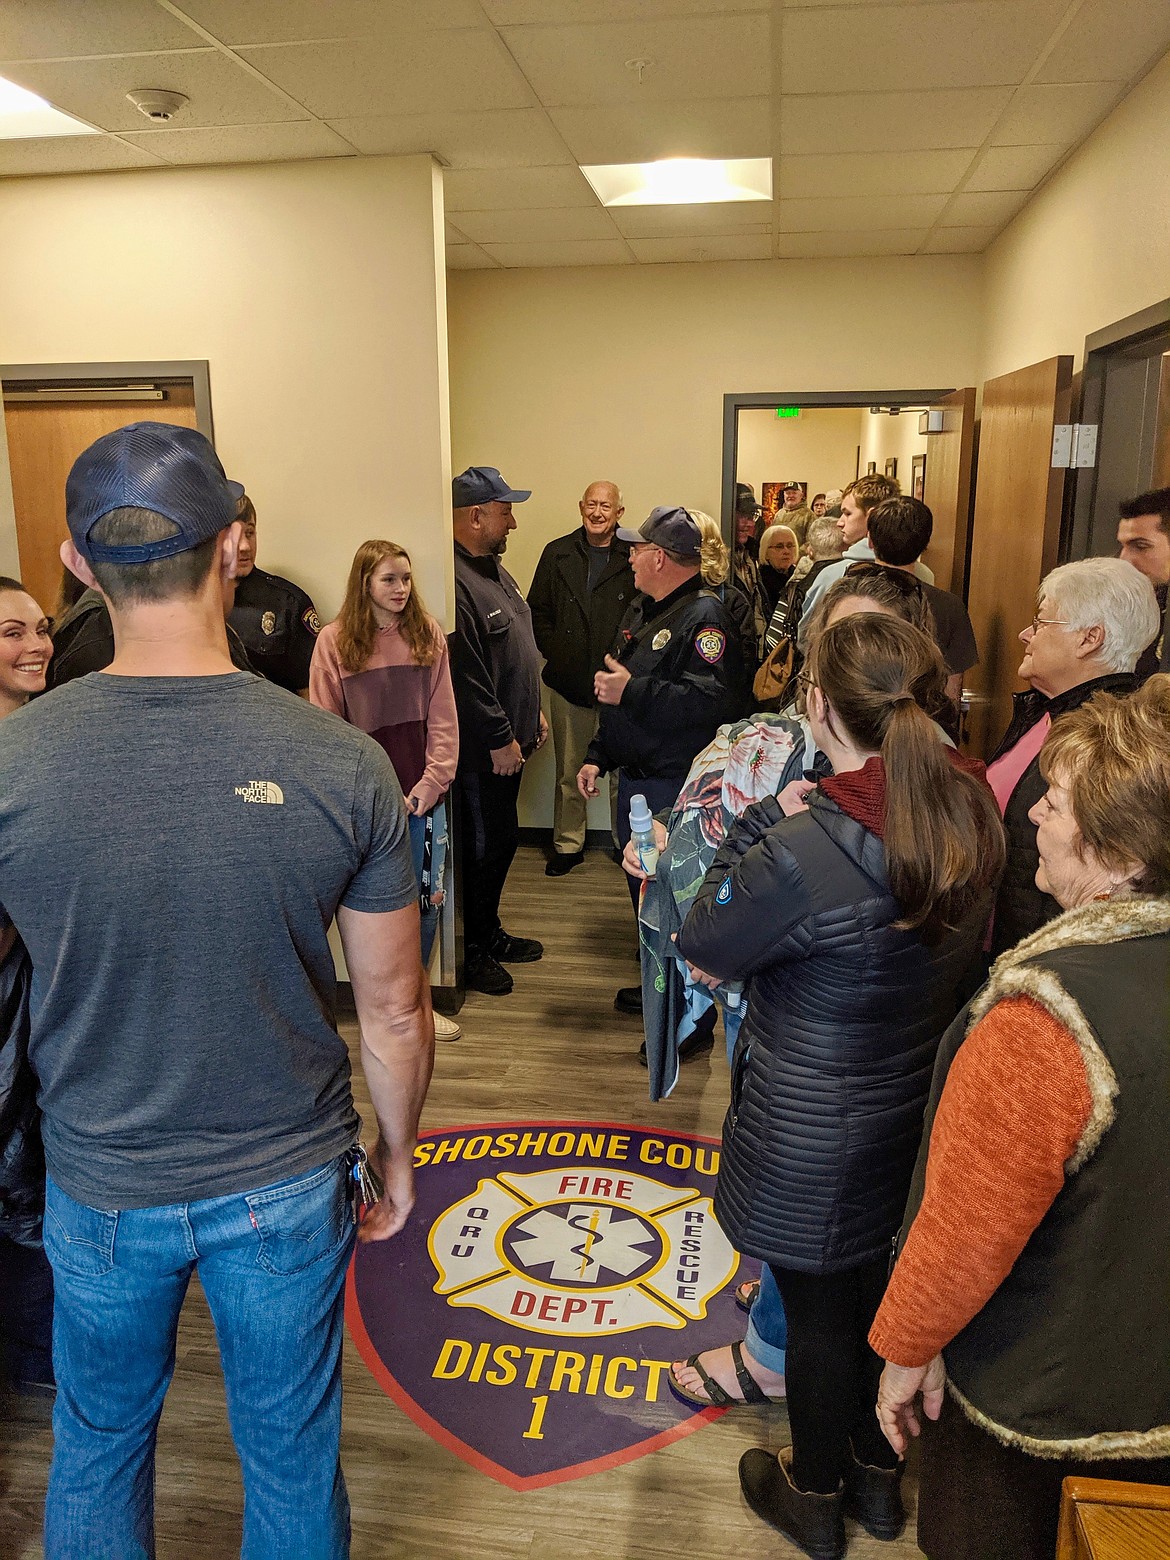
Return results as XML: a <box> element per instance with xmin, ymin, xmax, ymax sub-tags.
<box><xmin>452</xmin><ymin>466</ymin><xmax>531</xmax><ymax>508</ymax></box>
<box><xmin>66</xmin><ymin>422</ymin><xmax>244</xmax><ymax>565</ymax></box>
<box><xmin>783</xmin><ymin>481</ymin><xmax>804</xmax><ymax>493</ymax></box>
<box><xmin>615</xmin><ymin>506</ymin><xmax>701</xmax><ymax>558</ymax></box>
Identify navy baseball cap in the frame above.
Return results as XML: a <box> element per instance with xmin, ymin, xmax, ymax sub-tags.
<box><xmin>452</xmin><ymin>466</ymin><xmax>531</xmax><ymax>507</ymax></box>
<box><xmin>66</xmin><ymin>422</ymin><xmax>245</xmax><ymax>565</ymax></box>
<box><xmin>616</xmin><ymin>506</ymin><xmax>702</xmax><ymax>558</ymax></box>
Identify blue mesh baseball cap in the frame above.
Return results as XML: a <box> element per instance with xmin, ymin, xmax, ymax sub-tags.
<box><xmin>615</xmin><ymin>506</ymin><xmax>702</xmax><ymax>558</ymax></box>
<box><xmin>451</xmin><ymin>466</ymin><xmax>531</xmax><ymax>507</ymax></box>
<box><xmin>66</xmin><ymin>422</ymin><xmax>245</xmax><ymax>564</ymax></box>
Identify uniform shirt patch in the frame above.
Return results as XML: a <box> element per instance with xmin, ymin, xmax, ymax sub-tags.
<box><xmin>303</xmin><ymin>608</ymin><xmax>322</xmax><ymax>635</ymax></box>
<box><xmin>261</xmin><ymin>610</ymin><xmax>277</xmax><ymax>636</ymax></box>
<box><xmin>695</xmin><ymin>628</ymin><xmax>726</xmax><ymax>664</ymax></box>
<box><xmin>715</xmin><ymin>875</ymin><xmax>733</xmax><ymax>905</ymax></box>
<box><xmin>652</xmin><ymin>628</ymin><xmax>672</xmax><ymax>651</ymax></box>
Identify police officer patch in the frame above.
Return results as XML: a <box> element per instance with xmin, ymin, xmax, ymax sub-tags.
<box><xmin>652</xmin><ymin>629</ymin><xmax>672</xmax><ymax>651</ymax></box>
<box><xmin>695</xmin><ymin>628</ymin><xmax>725</xmax><ymax>664</ymax></box>
<box><xmin>261</xmin><ymin>610</ymin><xmax>276</xmax><ymax>636</ymax></box>
<box><xmin>303</xmin><ymin>608</ymin><xmax>322</xmax><ymax>635</ymax></box>
<box><xmin>715</xmin><ymin>875</ymin><xmax>733</xmax><ymax>905</ymax></box>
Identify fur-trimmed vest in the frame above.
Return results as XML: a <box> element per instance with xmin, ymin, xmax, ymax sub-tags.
<box><xmin>903</xmin><ymin>896</ymin><xmax>1170</xmax><ymax>1460</ymax></box>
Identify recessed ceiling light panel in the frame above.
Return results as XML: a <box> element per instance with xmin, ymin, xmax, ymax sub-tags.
<box><xmin>581</xmin><ymin>157</ymin><xmax>772</xmax><ymax>208</ymax></box>
<box><xmin>0</xmin><ymin>75</ymin><xmax>99</xmax><ymax>140</ymax></box>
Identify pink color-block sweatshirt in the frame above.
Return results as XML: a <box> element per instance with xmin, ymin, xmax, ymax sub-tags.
<box><xmin>309</xmin><ymin>616</ymin><xmax>458</xmax><ymax>814</ymax></box>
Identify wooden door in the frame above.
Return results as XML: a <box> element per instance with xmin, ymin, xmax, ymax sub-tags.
<box><xmin>1154</xmin><ymin>352</ymin><xmax>1170</xmax><ymax>486</ymax></box>
<box><xmin>3</xmin><ymin>385</ymin><xmax>198</xmax><ymax>613</ymax></box>
<box><xmin>920</xmin><ymin>385</ymin><xmax>976</xmax><ymax>594</ymax></box>
<box><xmin>963</xmin><ymin>356</ymin><xmax>1073</xmax><ymax>759</ymax></box>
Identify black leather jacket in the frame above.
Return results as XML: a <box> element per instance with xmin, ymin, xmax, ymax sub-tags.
<box><xmin>0</xmin><ymin>940</ymin><xmax>43</xmax><ymax>1245</ymax></box>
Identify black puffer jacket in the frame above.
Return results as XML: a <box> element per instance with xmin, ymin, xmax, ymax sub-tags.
<box><xmin>679</xmin><ymin>791</ymin><xmax>988</xmax><ymax>1273</ymax></box>
<box><xmin>0</xmin><ymin>939</ymin><xmax>43</xmax><ymax>1245</ymax></box>
<box><xmin>989</xmin><ymin>672</ymin><xmax>1136</xmax><ymax>956</ymax></box>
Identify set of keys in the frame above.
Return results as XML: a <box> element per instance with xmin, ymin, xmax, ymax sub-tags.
<box><xmin>345</xmin><ymin>1143</ymin><xmax>383</xmax><ymax>1224</ymax></box>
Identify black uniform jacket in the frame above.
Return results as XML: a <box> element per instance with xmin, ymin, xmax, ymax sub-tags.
<box><xmin>527</xmin><ymin>527</ymin><xmax>634</xmax><ymax>707</ymax></box>
<box><xmin>449</xmin><ymin>542</ymin><xmax>542</xmax><ymax>773</ymax></box>
<box><xmin>228</xmin><ymin>566</ymin><xmax>320</xmax><ymax>693</ymax></box>
<box><xmin>49</xmin><ymin>589</ymin><xmax>255</xmax><ymax>689</ymax></box>
<box><xmin>586</xmin><ymin>575</ymin><xmax>744</xmax><ymax>781</ymax></box>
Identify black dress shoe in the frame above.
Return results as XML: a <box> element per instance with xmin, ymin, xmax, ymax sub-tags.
<box><xmin>638</xmin><ymin>1026</ymin><xmax>715</xmax><ymax>1067</ymax></box>
<box><xmin>739</xmin><ymin>1448</ymin><xmax>846</xmax><ymax>1560</ymax></box>
<box><xmin>489</xmin><ymin>929</ymin><xmax>543</xmax><ymax>963</ymax></box>
<box><xmin>465</xmin><ymin>950</ymin><xmax>513</xmax><ymax>996</ymax></box>
<box><xmin>614</xmin><ymin>985</ymin><xmax>643</xmax><ymax>1014</ymax></box>
<box><xmin>545</xmin><ymin>850</ymin><xmax>585</xmax><ymax>877</ymax></box>
<box><xmin>844</xmin><ymin>1456</ymin><xmax>905</xmax><ymax>1539</ymax></box>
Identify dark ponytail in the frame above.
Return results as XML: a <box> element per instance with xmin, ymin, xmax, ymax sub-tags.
<box><xmin>810</xmin><ymin>615</ymin><xmax>1005</xmax><ymax>940</ymax></box>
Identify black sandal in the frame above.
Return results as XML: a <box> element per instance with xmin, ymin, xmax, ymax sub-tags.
<box><xmin>668</xmin><ymin>1340</ymin><xmax>784</xmax><ymax>1406</ymax></box>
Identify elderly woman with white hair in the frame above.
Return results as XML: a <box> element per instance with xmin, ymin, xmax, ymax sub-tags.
<box><xmin>987</xmin><ymin>556</ymin><xmax>1159</xmax><ymax>955</ymax></box>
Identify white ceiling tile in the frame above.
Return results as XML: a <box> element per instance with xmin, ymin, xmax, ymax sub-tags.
<box><xmin>326</xmin><ymin>108</ymin><xmax>571</xmax><ymax>167</ymax></box>
<box><xmin>237</xmin><ymin>32</ymin><xmax>533</xmax><ymax>118</ymax></box>
<box><xmin>0</xmin><ymin>134</ymin><xmax>165</xmax><ymax>177</ymax></box>
<box><xmin>501</xmin><ymin>15</ymin><xmax>770</xmax><ymax>107</ymax></box>
<box><xmin>0</xmin><ymin>50</ymin><xmax>305</xmax><ymax>132</ymax></box>
<box><xmin>780</xmin><ymin>0</ymin><xmax>1069</xmax><ymax>94</ymax></box>
<box><xmin>627</xmin><ymin>233</ymin><xmax>774</xmax><ymax>263</ymax></box>
<box><xmin>779</xmin><ymin>149</ymin><xmax>974</xmax><ymax>199</ymax></box>
<box><xmin>0</xmin><ymin>1</ymin><xmax>200</xmax><ymax>59</ymax></box>
<box><xmin>446</xmin><ymin>244</ymin><xmax>500</xmax><ymax>269</ymax></box>
<box><xmin>778</xmin><ymin>193</ymin><xmax>947</xmax><ymax>230</ymax></box>
<box><xmin>485</xmin><ymin>0</ymin><xmax>768</xmax><ymax>20</ymax></box>
<box><xmin>176</xmin><ymin>0</ymin><xmax>485</xmax><ymax>46</ymax></box>
<box><xmin>608</xmin><ymin>201</ymin><xmax>772</xmax><ymax>238</ymax></box>
<box><xmin>963</xmin><ymin>143</ymin><xmax>1063</xmax><ymax>191</ymax></box>
<box><xmin>454</xmin><ymin>205</ymin><xmax>618</xmax><ymax>243</ymax></box>
<box><xmin>444</xmin><ymin>165</ymin><xmax>599</xmax><ymax>211</ymax></box>
<box><xmin>775</xmin><ymin>229</ymin><xmax>928</xmax><ymax>257</ymax></box>
<box><xmin>941</xmin><ymin>187</ymin><xmax>1030</xmax><ymax>225</ymax></box>
<box><xmin>118</xmin><ymin>120</ymin><xmax>353</xmax><ymax>165</ymax></box>
<box><xmin>1037</xmin><ymin>0</ymin><xmax>1170</xmax><ymax>85</ymax></box>
<box><xmin>481</xmin><ymin>239</ymin><xmax>634</xmax><ymax>267</ymax></box>
<box><xmin>991</xmin><ymin>81</ymin><xmax>1122</xmax><ymax>145</ymax></box>
<box><xmin>549</xmin><ymin>97</ymin><xmax>772</xmax><ymax>164</ymax></box>
<box><xmin>780</xmin><ymin>87</ymin><xmax>1012</xmax><ymax>154</ymax></box>
<box><xmin>920</xmin><ymin>225</ymin><xmax>999</xmax><ymax>252</ymax></box>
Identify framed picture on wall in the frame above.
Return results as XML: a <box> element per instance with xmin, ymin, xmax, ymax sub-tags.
<box><xmin>866</xmin><ymin>461</ymin><xmax>877</xmax><ymax>475</ymax></box>
<box><xmin>884</xmin><ymin>457</ymin><xmax>898</xmax><ymax>480</ymax></box>
<box><xmin>912</xmin><ymin>452</ymin><xmax>927</xmax><ymax>502</ymax></box>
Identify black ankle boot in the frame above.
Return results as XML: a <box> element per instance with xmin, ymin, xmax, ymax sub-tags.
<box><xmin>844</xmin><ymin>1456</ymin><xmax>905</xmax><ymax>1540</ymax></box>
<box><xmin>739</xmin><ymin>1447</ymin><xmax>846</xmax><ymax>1560</ymax></box>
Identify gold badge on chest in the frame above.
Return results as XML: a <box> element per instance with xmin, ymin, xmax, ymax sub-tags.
<box><xmin>652</xmin><ymin>628</ymin><xmax>672</xmax><ymax>651</ymax></box>
<box><xmin>261</xmin><ymin>611</ymin><xmax>277</xmax><ymax>636</ymax></box>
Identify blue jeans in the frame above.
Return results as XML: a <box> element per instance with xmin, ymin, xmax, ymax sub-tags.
<box><xmin>42</xmin><ymin>1157</ymin><xmax>356</xmax><ymax>1560</ymax></box>
<box><xmin>745</xmin><ymin>1263</ymin><xmax>788</xmax><ymax>1373</ymax></box>
<box><xmin>408</xmin><ymin>801</ymin><xmax>448</xmax><ymax>966</ymax></box>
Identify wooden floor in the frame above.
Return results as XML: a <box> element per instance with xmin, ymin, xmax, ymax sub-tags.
<box><xmin>0</xmin><ymin>846</ymin><xmax>925</xmax><ymax>1557</ymax></box>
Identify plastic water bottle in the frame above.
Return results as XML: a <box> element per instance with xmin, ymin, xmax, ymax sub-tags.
<box><xmin>629</xmin><ymin>793</ymin><xmax>659</xmax><ymax>877</ymax></box>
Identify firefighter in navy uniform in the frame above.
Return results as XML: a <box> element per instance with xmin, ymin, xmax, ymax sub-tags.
<box><xmin>227</xmin><ymin>495</ymin><xmax>321</xmax><ymax>693</ymax></box>
<box><xmin>577</xmin><ymin>507</ymin><xmax>744</xmax><ymax>1017</ymax></box>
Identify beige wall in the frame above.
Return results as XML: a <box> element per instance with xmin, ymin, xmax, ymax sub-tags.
<box><xmin>736</xmin><ymin>406</ymin><xmax>861</xmax><ymax>509</ymax></box>
<box><xmin>982</xmin><ymin>49</ymin><xmax>1170</xmax><ymax>379</ymax></box>
<box><xmin>857</xmin><ymin>408</ymin><xmax>927</xmax><ymax>491</ymax></box>
<box><xmin>0</xmin><ymin>154</ymin><xmax>453</xmax><ymax>627</ymax></box>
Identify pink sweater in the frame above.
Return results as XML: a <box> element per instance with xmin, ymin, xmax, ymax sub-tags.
<box><xmin>310</xmin><ymin>617</ymin><xmax>458</xmax><ymax>814</ymax></box>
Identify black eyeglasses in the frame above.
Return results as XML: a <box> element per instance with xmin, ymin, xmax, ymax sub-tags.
<box><xmin>843</xmin><ymin>561</ymin><xmax>923</xmax><ymax>595</ymax></box>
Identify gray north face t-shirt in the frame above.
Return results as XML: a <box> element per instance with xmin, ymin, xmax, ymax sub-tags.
<box><xmin>0</xmin><ymin>671</ymin><xmax>417</xmax><ymax>1210</ymax></box>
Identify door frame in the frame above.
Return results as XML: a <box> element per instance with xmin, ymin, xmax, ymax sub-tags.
<box><xmin>721</xmin><ymin>388</ymin><xmax>956</xmax><ymax>540</ymax></box>
<box><xmin>1066</xmin><ymin>298</ymin><xmax>1170</xmax><ymax>559</ymax></box>
<box><xmin>2</xmin><ymin>360</ymin><xmax>214</xmax><ymax>440</ymax></box>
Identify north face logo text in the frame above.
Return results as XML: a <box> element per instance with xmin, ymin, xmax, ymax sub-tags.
<box><xmin>235</xmin><ymin>781</ymin><xmax>284</xmax><ymax>805</ymax></box>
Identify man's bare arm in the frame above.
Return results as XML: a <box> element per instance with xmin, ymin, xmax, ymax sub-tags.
<box><xmin>337</xmin><ymin>902</ymin><xmax>435</xmax><ymax>1242</ymax></box>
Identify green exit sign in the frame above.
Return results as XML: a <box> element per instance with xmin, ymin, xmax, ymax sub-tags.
<box><xmin>775</xmin><ymin>406</ymin><xmax>801</xmax><ymax>419</ymax></box>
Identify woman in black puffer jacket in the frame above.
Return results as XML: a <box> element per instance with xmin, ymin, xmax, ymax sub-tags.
<box><xmin>678</xmin><ymin>615</ymin><xmax>1004</xmax><ymax>1560</ymax></box>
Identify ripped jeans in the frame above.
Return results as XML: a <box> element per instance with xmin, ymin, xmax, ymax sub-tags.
<box><xmin>408</xmin><ymin>800</ymin><xmax>448</xmax><ymax>967</ymax></box>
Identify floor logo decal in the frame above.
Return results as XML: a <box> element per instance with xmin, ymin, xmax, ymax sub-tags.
<box><xmin>346</xmin><ymin>1120</ymin><xmax>758</xmax><ymax>1489</ymax></box>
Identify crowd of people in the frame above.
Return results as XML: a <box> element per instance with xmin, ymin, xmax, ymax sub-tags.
<box><xmin>0</xmin><ymin>419</ymin><xmax>1167</xmax><ymax>1559</ymax></box>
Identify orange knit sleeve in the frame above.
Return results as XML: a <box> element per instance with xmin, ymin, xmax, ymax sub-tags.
<box><xmin>869</xmin><ymin>995</ymin><xmax>1093</xmax><ymax>1368</ymax></box>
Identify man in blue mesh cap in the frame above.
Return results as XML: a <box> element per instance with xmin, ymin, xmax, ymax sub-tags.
<box><xmin>0</xmin><ymin>422</ymin><xmax>434</xmax><ymax>1556</ymax></box>
<box><xmin>577</xmin><ymin>506</ymin><xmax>744</xmax><ymax>1026</ymax></box>
<box><xmin>449</xmin><ymin>466</ymin><xmax>548</xmax><ymax>996</ymax></box>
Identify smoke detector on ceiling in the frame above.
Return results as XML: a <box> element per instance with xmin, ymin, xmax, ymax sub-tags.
<box><xmin>126</xmin><ymin>89</ymin><xmax>188</xmax><ymax>123</ymax></box>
